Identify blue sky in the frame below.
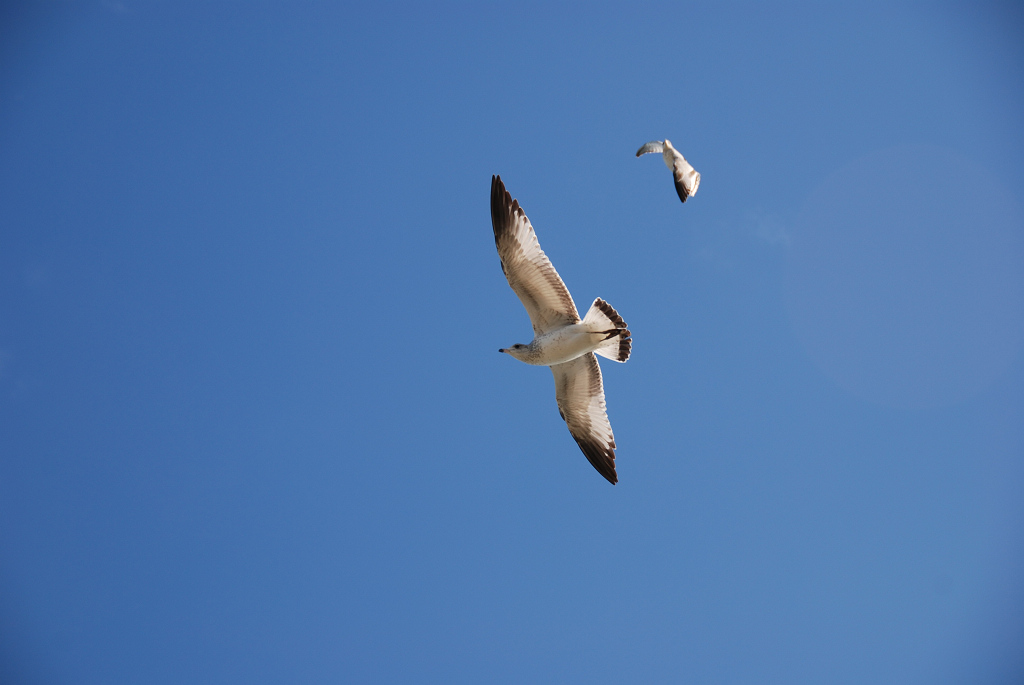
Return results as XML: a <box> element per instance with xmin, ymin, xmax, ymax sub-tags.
<box><xmin>1</xmin><ymin>2</ymin><xmax>1022</xmax><ymax>683</ymax></box>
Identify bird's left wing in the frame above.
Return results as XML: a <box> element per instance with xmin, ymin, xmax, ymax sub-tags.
<box><xmin>636</xmin><ymin>140</ymin><xmax>665</xmax><ymax>157</ymax></box>
<box><xmin>551</xmin><ymin>353</ymin><xmax>618</xmax><ymax>484</ymax></box>
<box><xmin>491</xmin><ymin>175</ymin><xmax>580</xmax><ymax>335</ymax></box>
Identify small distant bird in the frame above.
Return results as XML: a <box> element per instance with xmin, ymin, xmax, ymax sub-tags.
<box><xmin>490</xmin><ymin>175</ymin><xmax>631</xmax><ymax>484</ymax></box>
<box><xmin>636</xmin><ymin>139</ymin><xmax>701</xmax><ymax>203</ymax></box>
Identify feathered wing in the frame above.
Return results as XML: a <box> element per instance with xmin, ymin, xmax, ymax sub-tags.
<box><xmin>491</xmin><ymin>175</ymin><xmax>580</xmax><ymax>335</ymax></box>
<box><xmin>551</xmin><ymin>353</ymin><xmax>618</xmax><ymax>484</ymax></box>
<box><xmin>672</xmin><ymin>154</ymin><xmax>701</xmax><ymax>203</ymax></box>
<box><xmin>636</xmin><ymin>140</ymin><xmax>665</xmax><ymax>157</ymax></box>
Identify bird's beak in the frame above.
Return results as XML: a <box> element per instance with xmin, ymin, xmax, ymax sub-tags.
<box><xmin>498</xmin><ymin>348</ymin><xmax>506</xmax><ymax>353</ymax></box>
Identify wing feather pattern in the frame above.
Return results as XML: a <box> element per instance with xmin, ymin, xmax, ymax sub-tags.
<box><xmin>552</xmin><ymin>353</ymin><xmax>617</xmax><ymax>484</ymax></box>
<box><xmin>491</xmin><ymin>175</ymin><xmax>580</xmax><ymax>335</ymax></box>
<box><xmin>635</xmin><ymin>141</ymin><xmax>665</xmax><ymax>157</ymax></box>
<box><xmin>672</xmin><ymin>156</ymin><xmax>701</xmax><ymax>203</ymax></box>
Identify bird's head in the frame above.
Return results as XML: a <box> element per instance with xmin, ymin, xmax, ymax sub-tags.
<box><xmin>498</xmin><ymin>343</ymin><xmax>531</xmax><ymax>361</ymax></box>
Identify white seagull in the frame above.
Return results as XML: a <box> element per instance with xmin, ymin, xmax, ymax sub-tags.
<box><xmin>491</xmin><ymin>175</ymin><xmax>631</xmax><ymax>484</ymax></box>
<box><xmin>636</xmin><ymin>139</ymin><xmax>701</xmax><ymax>203</ymax></box>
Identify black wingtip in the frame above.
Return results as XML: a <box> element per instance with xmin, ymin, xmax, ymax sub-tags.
<box><xmin>674</xmin><ymin>179</ymin><xmax>690</xmax><ymax>203</ymax></box>
<box><xmin>571</xmin><ymin>435</ymin><xmax>618</xmax><ymax>484</ymax></box>
<box><xmin>491</xmin><ymin>174</ymin><xmax>510</xmax><ymax>241</ymax></box>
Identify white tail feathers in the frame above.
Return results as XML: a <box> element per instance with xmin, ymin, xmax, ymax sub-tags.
<box><xmin>583</xmin><ymin>298</ymin><xmax>631</xmax><ymax>363</ymax></box>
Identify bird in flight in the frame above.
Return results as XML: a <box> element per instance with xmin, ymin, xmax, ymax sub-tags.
<box><xmin>636</xmin><ymin>139</ymin><xmax>701</xmax><ymax>203</ymax></box>
<box><xmin>490</xmin><ymin>175</ymin><xmax>631</xmax><ymax>484</ymax></box>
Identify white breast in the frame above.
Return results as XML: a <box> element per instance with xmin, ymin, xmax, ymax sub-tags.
<box><xmin>532</xmin><ymin>324</ymin><xmax>599</xmax><ymax>366</ymax></box>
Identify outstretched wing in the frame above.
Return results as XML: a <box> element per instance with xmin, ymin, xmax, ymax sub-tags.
<box><xmin>551</xmin><ymin>353</ymin><xmax>618</xmax><ymax>484</ymax></box>
<box><xmin>491</xmin><ymin>175</ymin><xmax>580</xmax><ymax>335</ymax></box>
<box><xmin>636</xmin><ymin>140</ymin><xmax>665</xmax><ymax>157</ymax></box>
<box><xmin>671</xmin><ymin>153</ymin><xmax>701</xmax><ymax>203</ymax></box>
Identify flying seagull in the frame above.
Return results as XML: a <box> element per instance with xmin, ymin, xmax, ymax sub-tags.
<box><xmin>490</xmin><ymin>175</ymin><xmax>631</xmax><ymax>484</ymax></box>
<box><xmin>636</xmin><ymin>139</ymin><xmax>701</xmax><ymax>203</ymax></box>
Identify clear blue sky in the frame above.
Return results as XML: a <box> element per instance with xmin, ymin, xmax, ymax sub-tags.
<box><xmin>1</xmin><ymin>2</ymin><xmax>1022</xmax><ymax>683</ymax></box>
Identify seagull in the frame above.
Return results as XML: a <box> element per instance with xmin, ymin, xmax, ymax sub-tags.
<box><xmin>636</xmin><ymin>139</ymin><xmax>701</xmax><ymax>203</ymax></box>
<box><xmin>490</xmin><ymin>175</ymin><xmax>631</xmax><ymax>484</ymax></box>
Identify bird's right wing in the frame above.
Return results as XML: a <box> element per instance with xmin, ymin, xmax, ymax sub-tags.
<box><xmin>672</xmin><ymin>153</ymin><xmax>701</xmax><ymax>203</ymax></box>
<box><xmin>491</xmin><ymin>175</ymin><xmax>580</xmax><ymax>336</ymax></box>
<box><xmin>551</xmin><ymin>353</ymin><xmax>618</xmax><ymax>484</ymax></box>
<box><xmin>635</xmin><ymin>140</ymin><xmax>665</xmax><ymax>157</ymax></box>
